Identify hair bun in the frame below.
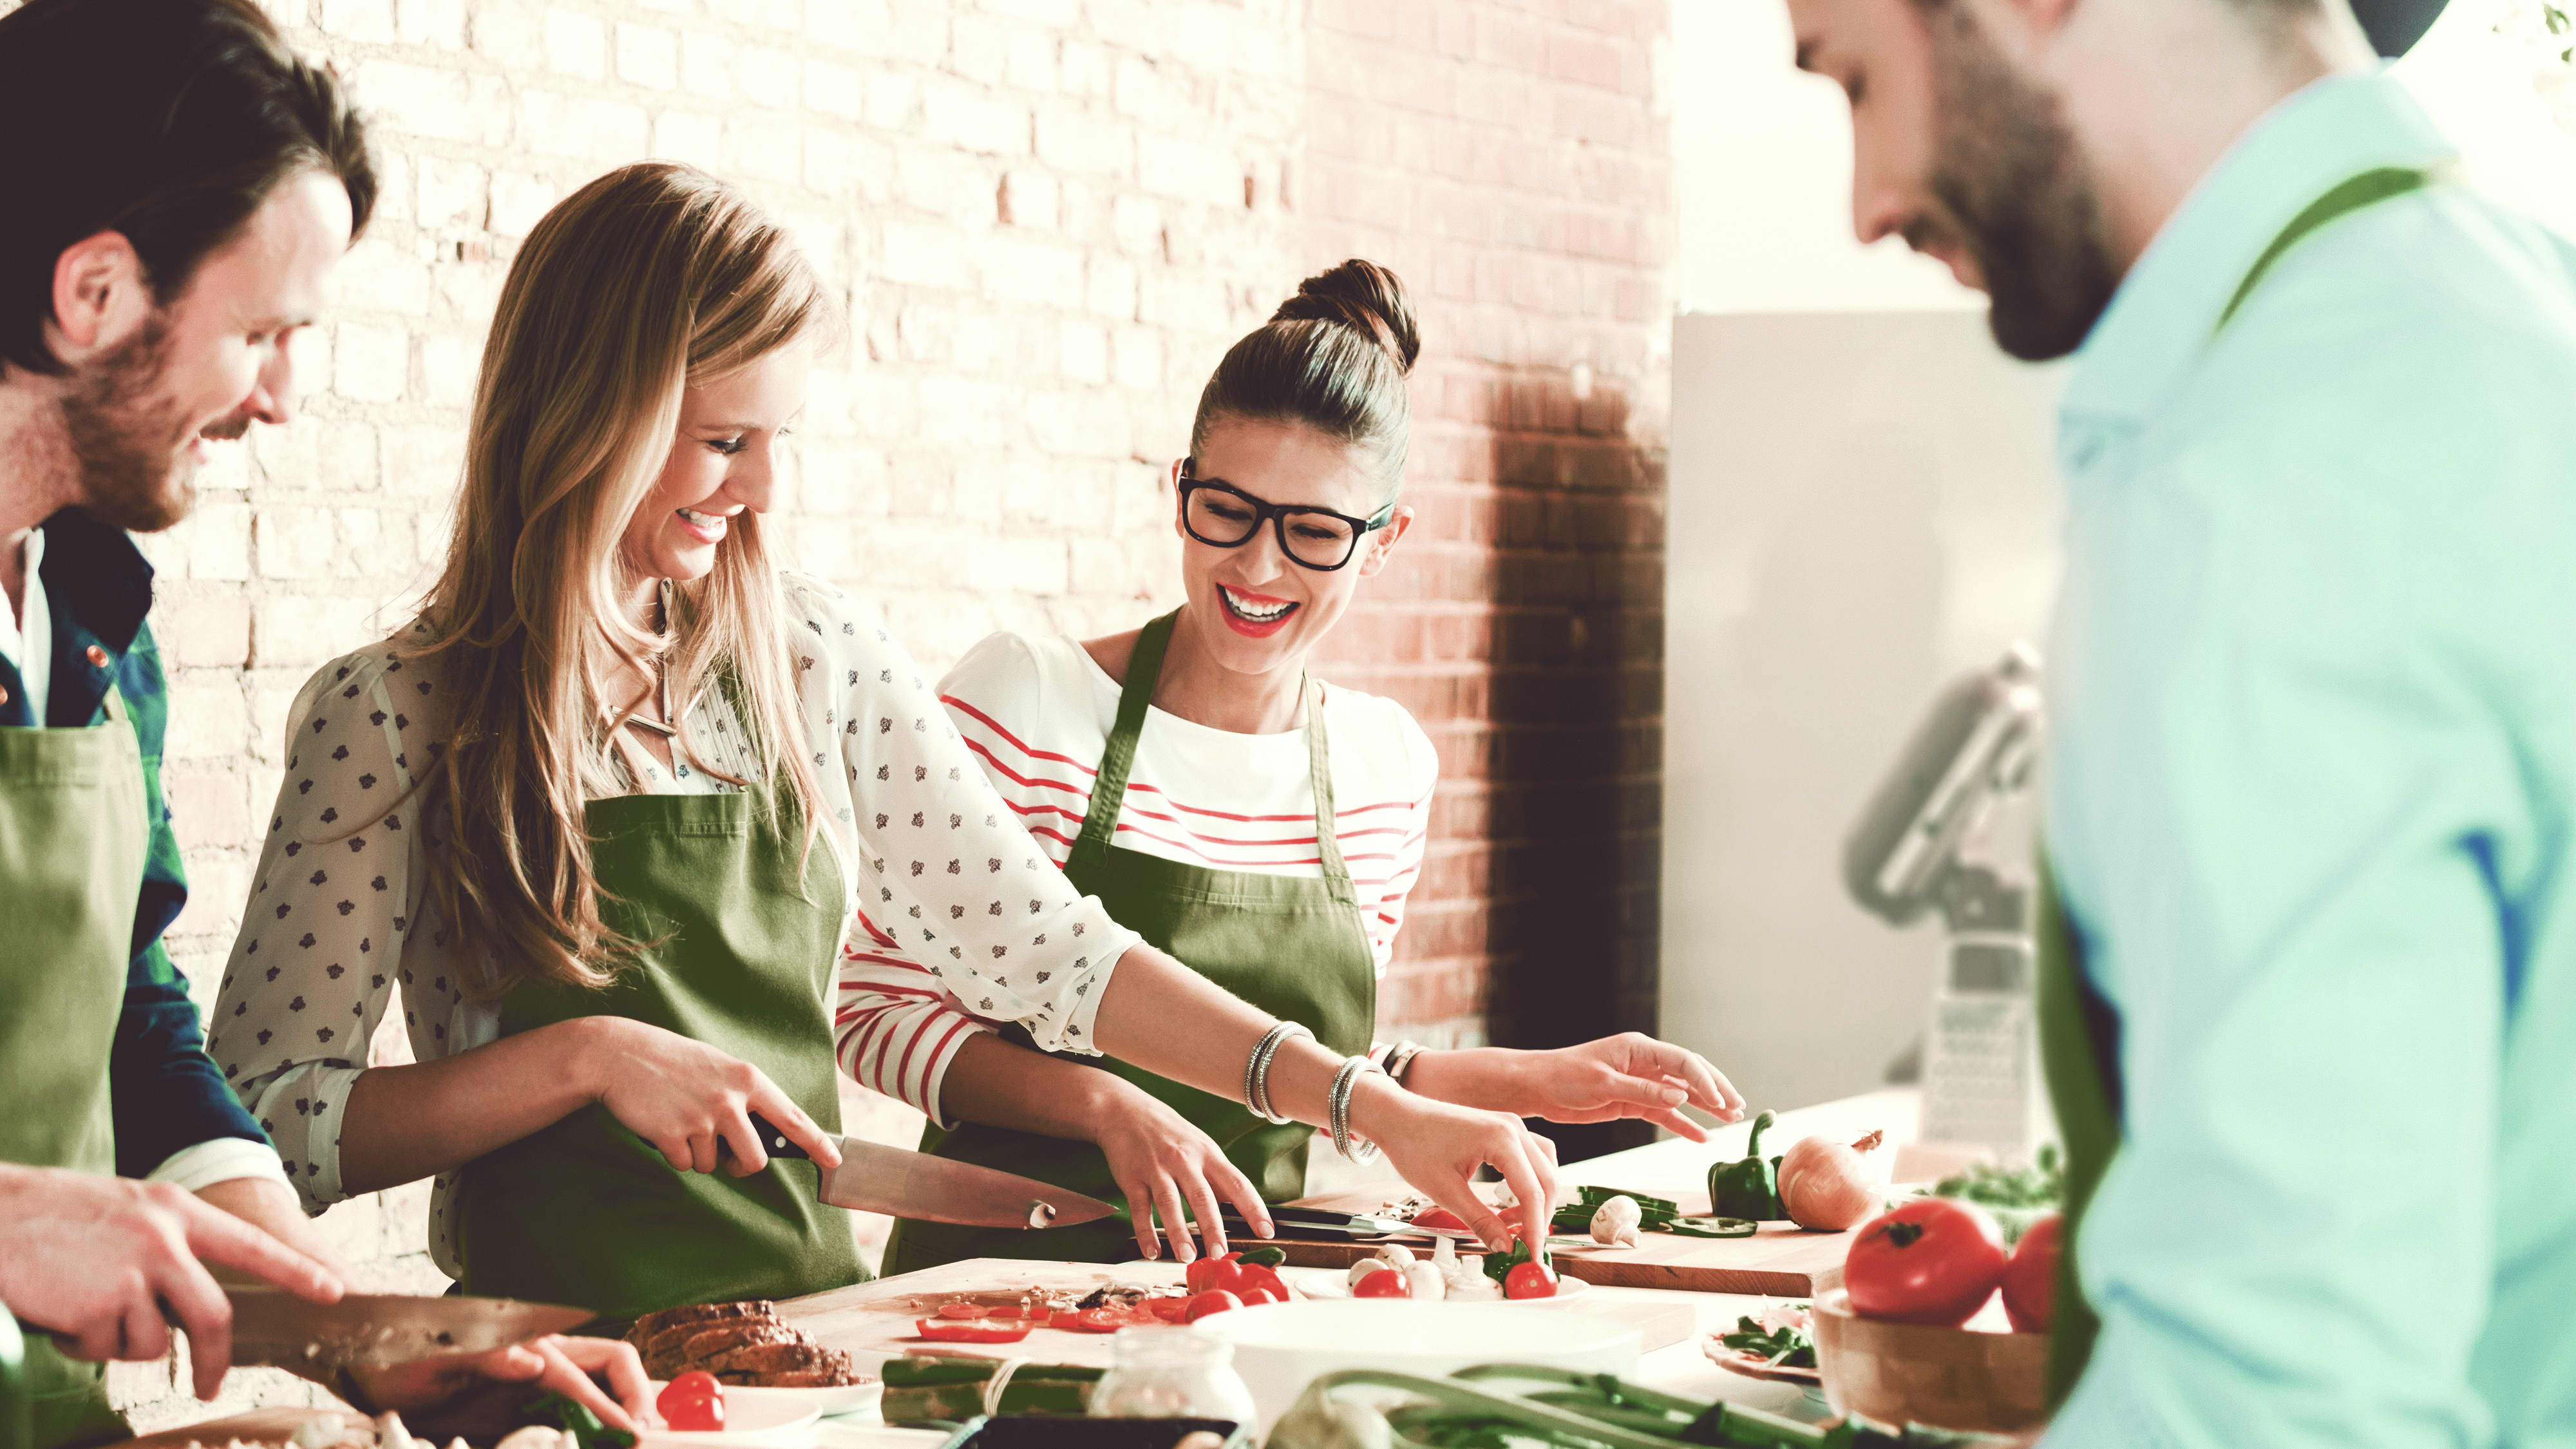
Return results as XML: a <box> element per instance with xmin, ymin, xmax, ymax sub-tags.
<box><xmin>1272</xmin><ymin>259</ymin><xmax>1418</xmax><ymax>377</ymax></box>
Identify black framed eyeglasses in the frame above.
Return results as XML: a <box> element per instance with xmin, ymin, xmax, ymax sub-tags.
<box><xmin>1177</xmin><ymin>460</ymin><xmax>1396</xmax><ymax>573</ymax></box>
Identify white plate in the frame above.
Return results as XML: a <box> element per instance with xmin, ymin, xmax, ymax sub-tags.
<box><xmin>725</xmin><ymin>1381</ymin><xmax>882</xmax><ymax>1420</ymax></box>
<box><xmin>1190</xmin><ymin>1299</ymin><xmax>1638</xmax><ymax>1431</ymax></box>
<box><xmin>638</xmin><ymin>1383</ymin><xmax>824</xmax><ymax>1448</ymax></box>
<box><xmin>1287</xmin><ymin>1264</ymin><xmax>1591</xmax><ymax>1303</ymax></box>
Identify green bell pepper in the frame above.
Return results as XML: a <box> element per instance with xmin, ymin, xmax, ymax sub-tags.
<box><xmin>1705</xmin><ymin>1111</ymin><xmax>1784</xmax><ymax>1221</ymax></box>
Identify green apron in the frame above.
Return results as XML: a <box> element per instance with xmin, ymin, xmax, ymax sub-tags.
<box><xmin>2036</xmin><ymin>162</ymin><xmax>2439</xmax><ymax>1406</ymax></box>
<box><xmin>0</xmin><ymin>687</ymin><xmax>147</xmax><ymax>1449</ymax></box>
<box><xmin>887</xmin><ymin>610</ymin><xmax>1378</xmax><ymax>1271</ymax></box>
<box><xmin>453</xmin><ymin>780</ymin><xmax>866</xmax><ymax>1321</ymax></box>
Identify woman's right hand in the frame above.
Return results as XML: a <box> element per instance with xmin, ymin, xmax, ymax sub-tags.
<box><xmin>1085</xmin><ymin>1077</ymin><xmax>1273</xmax><ymax>1263</ymax></box>
<box><xmin>579</xmin><ymin>1018</ymin><xmax>841</xmax><ymax>1176</ymax></box>
<box><xmin>1349</xmin><ymin>1079</ymin><xmax>1563</xmax><ymax>1253</ymax></box>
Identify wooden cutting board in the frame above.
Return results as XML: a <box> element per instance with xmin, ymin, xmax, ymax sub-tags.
<box><xmin>1277</xmin><ymin>1189</ymin><xmax>1855</xmax><ymax>1298</ymax></box>
<box><xmin>124</xmin><ymin>1408</ymin><xmax>348</xmax><ymax>1448</ymax></box>
<box><xmin>775</xmin><ymin>1258</ymin><xmax>1694</xmax><ymax>1365</ymax></box>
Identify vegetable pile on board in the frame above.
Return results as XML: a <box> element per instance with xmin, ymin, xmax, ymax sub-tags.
<box><xmin>1842</xmin><ymin>1199</ymin><xmax>2063</xmax><ymax>1331</ymax></box>
<box><xmin>909</xmin><ymin>1248</ymin><xmax>1301</xmax><ymax>1339</ymax></box>
<box><xmin>1549</xmin><ymin>1184</ymin><xmax>1756</xmax><ymax>1240</ymax></box>
<box><xmin>1269</xmin><ymin>1361</ymin><xmax>1991</xmax><ymax>1448</ymax></box>
<box><xmin>1714</xmin><ymin>1303</ymin><xmax>1817</xmax><ymax>1370</ymax></box>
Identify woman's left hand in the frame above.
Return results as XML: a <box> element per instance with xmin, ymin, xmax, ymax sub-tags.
<box><xmin>339</xmin><ymin>1333</ymin><xmax>655</xmax><ymax>1439</ymax></box>
<box><xmin>1410</xmin><ymin>1035</ymin><xmax>1744</xmax><ymax>1140</ymax></box>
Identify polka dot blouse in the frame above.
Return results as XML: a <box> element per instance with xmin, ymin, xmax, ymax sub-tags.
<box><xmin>204</xmin><ymin>573</ymin><xmax>1139</xmax><ymax>1275</ymax></box>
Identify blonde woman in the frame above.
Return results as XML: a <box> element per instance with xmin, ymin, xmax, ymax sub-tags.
<box><xmin>207</xmin><ymin>164</ymin><xmax>1570</xmax><ymax>1321</ymax></box>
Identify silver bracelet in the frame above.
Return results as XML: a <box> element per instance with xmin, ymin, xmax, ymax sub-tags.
<box><xmin>1245</xmin><ymin>1021</ymin><xmax>1314</xmax><ymax>1124</ymax></box>
<box><xmin>1328</xmin><ymin>1054</ymin><xmax>1385</xmax><ymax>1164</ymax></box>
<box><xmin>1383</xmin><ymin>1040</ymin><xmax>1425</xmax><ymax>1086</ymax></box>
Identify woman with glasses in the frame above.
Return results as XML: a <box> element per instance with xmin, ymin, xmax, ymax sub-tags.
<box><xmin>847</xmin><ymin>261</ymin><xmax>1745</xmax><ymax>1273</ymax></box>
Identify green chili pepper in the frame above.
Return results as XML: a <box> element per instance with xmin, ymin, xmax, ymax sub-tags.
<box><xmin>1705</xmin><ymin>1111</ymin><xmax>1783</xmax><ymax>1221</ymax></box>
<box><xmin>1663</xmin><ymin>1215</ymin><xmax>1758</xmax><ymax>1238</ymax></box>
<box><xmin>1238</xmin><ymin>1244</ymin><xmax>1289</xmax><ymax>1267</ymax></box>
<box><xmin>533</xmin><ymin>1394</ymin><xmax>635</xmax><ymax>1449</ymax></box>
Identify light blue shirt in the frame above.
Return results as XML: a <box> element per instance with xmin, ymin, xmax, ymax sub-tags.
<box><xmin>2042</xmin><ymin>71</ymin><xmax>2576</xmax><ymax>1448</ymax></box>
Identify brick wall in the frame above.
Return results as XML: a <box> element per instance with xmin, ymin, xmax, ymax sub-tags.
<box><xmin>0</xmin><ymin>0</ymin><xmax>1669</xmax><ymax>1423</ymax></box>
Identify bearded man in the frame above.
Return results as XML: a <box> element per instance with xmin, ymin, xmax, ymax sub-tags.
<box><xmin>1785</xmin><ymin>0</ymin><xmax>2575</xmax><ymax>1443</ymax></box>
<box><xmin>0</xmin><ymin>4</ymin><xmax>652</xmax><ymax>1444</ymax></box>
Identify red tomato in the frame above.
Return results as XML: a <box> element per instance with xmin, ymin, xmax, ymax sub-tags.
<box><xmin>1845</xmin><ymin>1199</ymin><xmax>2008</xmax><ymax>1327</ymax></box>
<box><xmin>1146</xmin><ymin>1296</ymin><xmax>1194</xmax><ymax>1322</ymax></box>
<box><xmin>913</xmin><ymin>1318</ymin><xmax>1034</xmax><ymax>1345</ymax></box>
<box><xmin>1184</xmin><ymin>1290</ymin><xmax>1243</xmax><ymax>1322</ymax></box>
<box><xmin>985</xmin><ymin>1304</ymin><xmax>1022</xmax><ymax>1320</ymax></box>
<box><xmin>1238</xmin><ymin>1286</ymin><xmax>1278</xmax><ymax>1306</ymax></box>
<box><xmin>1503</xmin><ymin>1261</ymin><xmax>1558</xmax><ymax>1300</ymax></box>
<box><xmin>1352</xmin><ymin>1268</ymin><xmax>1410</xmax><ymax>1299</ymax></box>
<box><xmin>1059</xmin><ymin>1307</ymin><xmax>1128</xmax><ymax>1333</ymax></box>
<box><xmin>1185</xmin><ymin>1253</ymin><xmax>1245</xmax><ymax>1296</ymax></box>
<box><xmin>2002</xmin><ymin>1214</ymin><xmax>2061</xmax><ymax>1332</ymax></box>
<box><xmin>656</xmin><ymin>1374</ymin><xmax>724</xmax><ymax>1432</ymax></box>
<box><xmin>1411</xmin><ymin>1207</ymin><xmax>1470</xmax><ymax>1233</ymax></box>
<box><xmin>1235</xmin><ymin>1264</ymin><xmax>1290</xmax><ymax>1302</ymax></box>
<box><xmin>935</xmin><ymin>1302</ymin><xmax>987</xmax><ymax>1319</ymax></box>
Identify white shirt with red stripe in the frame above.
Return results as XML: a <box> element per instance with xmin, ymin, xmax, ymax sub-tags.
<box><xmin>835</xmin><ymin>629</ymin><xmax>1437</xmax><ymax>1126</ymax></box>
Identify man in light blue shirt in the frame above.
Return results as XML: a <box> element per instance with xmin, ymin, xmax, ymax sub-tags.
<box><xmin>1786</xmin><ymin>0</ymin><xmax>2575</xmax><ymax>1443</ymax></box>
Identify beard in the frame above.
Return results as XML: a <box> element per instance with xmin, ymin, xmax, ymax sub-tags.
<box><xmin>1918</xmin><ymin>4</ymin><xmax>2119</xmax><ymax>362</ymax></box>
<box><xmin>57</xmin><ymin>312</ymin><xmax>201</xmax><ymax>533</ymax></box>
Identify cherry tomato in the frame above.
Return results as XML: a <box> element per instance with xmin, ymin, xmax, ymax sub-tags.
<box><xmin>1235</xmin><ymin>1264</ymin><xmax>1291</xmax><ymax>1302</ymax></box>
<box><xmin>657</xmin><ymin>1374</ymin><xmax>724</xmax><ymax>1432</ymax></box>
<box><xmin>1237</xmin><ymin>1286</ymin><xmax>1278</xmax><ymax>1306</ymax></box>
<box><xmin>1845</xmin><ymin>1198</ymin><xmax>2008</xmax><ymax>1327</ymax></box>
<box><xmin>935</xmin><ymin>1302</ymin><xmax>987</xmax><ymax>1319</ymax></box>
<box><xmin>1410</xmin><ymin>1207</ymin><xmax>1470</xmax><ymax>1233</ymax></box>
<box><xmin>1146</xmin><ymin>1296</ymin><xmax>1194</xmax><ymax>1322</ymax></box>
<box><xmin>1352</xmin><ymin>1268</ymin><xmax>1411</xmax><ymax>1299</ymax></box>
<box><xmin>1184</xmin><ymin>1290</ymin><xmax>1243</xmax><ymax>1322</ymax></box>
<box><xmin>2002</xmin><ymin>1214</ymin><xmax>2061</xmax><ymax>1333</ymax></box>
<box><xmin>1503</xmin><ymin>1260</ymin><xmax>1559</xmax><ymax>1300</ymax></box>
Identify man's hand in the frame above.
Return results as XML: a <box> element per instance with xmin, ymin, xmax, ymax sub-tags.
<box><xmin>195</xmin><ymin>1175</ymin><xmax>347</xmax><ymax>1283</ymax></box>
<box><xmin>0</xmin><ymin>1163</ymin><xmax>343</xmax><ymax>1401</ymax></box>
<box><xmin>342</xmin><ymin>1336</ymin><xmax>654</xmax><ymax>1440</ymax></box>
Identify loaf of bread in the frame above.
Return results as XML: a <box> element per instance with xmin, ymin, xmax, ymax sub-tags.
<box><xmin>624</xmin><ymin>1301</ymin><xmax>860</xmax><ymax>1387</ymax></box>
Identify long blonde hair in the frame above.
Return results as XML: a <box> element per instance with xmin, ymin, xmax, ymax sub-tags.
<box><xmin>409</xmin><ymin>162</ymin><xmax>829</xmax><ymax>998</ymax></box>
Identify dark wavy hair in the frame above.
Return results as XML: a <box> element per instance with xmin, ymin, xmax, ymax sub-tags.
<box><xmin>1193</xmin><ymin>258</ymin><xmax>1421</xmax><ymax>497</ymax></box>
<box><xmin>0</xmin><ymin>0</ymin><xmax>376</xmax><ymax>379</ymax></box>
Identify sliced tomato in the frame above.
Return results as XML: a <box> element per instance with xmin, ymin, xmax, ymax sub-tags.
<box><xmin>1145</xmin><ymin>1296</ymin><xmax>1194</xmax><ymax>1322</ymax></box>
<box><xmin>1410</xmin><ymin>1207</ymin><xmax>1470</xmax><ymax>1233</ymax></box>
<box><xmin>1234</xmin><ymin>1264</ymin><xmax>1290</xmax><ymax>1302</ymax></box>
<box><xmin>1352</xmin><ymin>1268</ymin><xmax>1410</xmax><ymax>1299</ymax></box>
<box><xmin>1503</xmin><ymin>1260</ymin><xmax>1558</xmax><ymax>1300</ymax></box>
<box><xmin>914</xmin><ymin>1318</ymin><xmax>1034</xmax><ymax>1344</ymax></box>
<box><xmin>1845</xmin><ymin>1198</ymin><xmax>2008</xmax><ymax>1327</ymax></box>
<box><xmin>934</xmin><ymin>1302</ymin><xmax>987</xmax><ymax>1320</ymax></box>
<box><xmin>1183</xmin><ymin>1289</ymin><xmax>1243</xmax><ymax>1322</ymax></box>
<box><xmin>984</xmin><ymin>1303</ymin><xmax>1023</xmax><ymax>1320</ymax></box>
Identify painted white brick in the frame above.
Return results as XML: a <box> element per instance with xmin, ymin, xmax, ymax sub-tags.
<box><xmin>380</xmin><ymin>424</ymin><xmax>467</xmax><ymax>499</ymax></box>
<box><xmin>173</xmin><ymin>500</ymin><xmax>254</xmax><ymax>584</ymax></box>
<box><xmin>318</xmin><ymin>0</ymin><xmax>396</xmax><ymax>43</ymax></box>
<box><xmin>878</xmin><ymin>220</ymin><xmax>972</xmax><ymax>290</ymax></box>
<box><xmin>415</xmin><ymin>155</ymin><xmax>487</xmax><ymax>230</ymax></box>
<box><xmin>733</xmin><ymin>44</ymin><xmax>800</xmax><ymax>108</ymax></box>
<box><xmin>395</xmin><ymin>0</ymin><xmax>467</xmax><ymax>48</ymax></box>
<box><xmin>349</xmin><ymin>61</ymin><xmax>511</xmax><ymax>146</ymax></box>
<box><xmin>1035</xmin><ymin>108</ymin><xmax>1128</xmax><ymax>176</ymax></box>
<box><xmin>617</xmin><ymin>22</ymin><xmax>680</xmax><ymax>88</ymax></box>
<box><xmin>723</xmin><ymin>113</ymin><xmax>806</xmax><ymax>185</ymax></box>
<box><xmin>255</xmin><ymin>506</ymin><xmax>339</xmax><ymax>580</ymax></box>
<box><xmin>654</xmin><ymin>110</ymin><xmax>728</xmax><ymax>170</ymax></box>
<box><xmin>522</xmin><ymin>91</ymin><xmax>650</xmax><ymax>159</ymax></box>
<box><xmin>1058</xmin><ymin>319</ymin><xmax>1109</xmax><ymax>385</ymax></box>
<box><xmin>998</xmin><ymin>169</ymin><xmax>1057</xmax><ymax>229</ymax></box>
<box><xmin>804</xmin><ymin>59</ymin><xmax>863</xmax><ymax>120</ymax></box>
<box><xmin>491</xmin><ymin>171</ymin><xmax>565</xmax><ymax>238</ymax></box>
<box><xmin>544</xmin><ymin>7</ymin><xmax>608</xmax><ymax>80</ymax></box>
<box><xmin>679</xmin><ymin>30</ymin><xmax>737</xmax><ymax>100</ymax></box>
<box><xmin>1111</xmin><ymin>324</ymin><xmax>1164</xmax><ymax>391</ymax></box>
<box><xmin>332</xmin><ymin>322</ymin><xmax>409</xmax><ymax>402</ymax></box>
<box><xmin>949</xmin><ymin>15</ymin><xmax>1010</xmax><ymax>85</ymax></box>
<box><xmin>923</xmin><ymin>80</ymin><xmax>1027</xmax><ymax>155</ymax></box>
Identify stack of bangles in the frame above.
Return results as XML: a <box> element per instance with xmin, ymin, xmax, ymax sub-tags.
<box><xmin>1241</xmin><ymin>1021</ymin><xmax>1387</xmax><ymax>1164</ymax></box>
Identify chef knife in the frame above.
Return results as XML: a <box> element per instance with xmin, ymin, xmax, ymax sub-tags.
<box><xmin>223</xmin><ymin>1288</ymin><xmax>596</xmax><ymax>1369</ymax></box>
<box><xmin>746</xmin><ymin>1113</ymin><xmax>1119</xmax><ymax>1229</ymax></box>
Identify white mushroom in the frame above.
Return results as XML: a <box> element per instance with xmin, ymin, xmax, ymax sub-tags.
<box><xmin>1400</xmin><ymin>1259</ymin><xmax>1444</xmax><ymax>1301</ymax></box>
<box><xmin>494</xmin><ymin>1428</ymin><xmax>566</xmax><ymax>1449</ymax></box>
<box><xmin>371</xmin><ymin>1414</ymin><xmax>413</xmax><ymax>1449</ymax></box>
<box><xmin>1590</xmin><ymin>1195</ymin><xmax>1643</xmax><ymax>1248</ymax></box>
<box><xmin>289</xmin><ymin>1415</ymin><xmax>372</xmax><ymax>1449</ymax></box>
<box><xmin>1432</xmin><ymin>1235</ymin><xmax>1499</xmax><ymax>1301</ymax></box>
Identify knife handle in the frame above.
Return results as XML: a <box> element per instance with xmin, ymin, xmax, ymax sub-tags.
<box><xmin>743</xmin><ymin>1113</ymin><xmax>813</xmax><ymax>1162</ymax></box>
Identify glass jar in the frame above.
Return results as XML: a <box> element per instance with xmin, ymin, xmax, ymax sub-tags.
<box><xmin>1088</xmin><ymin>1325</ymin><xmax>1258</xmax><ymax>1424</ymax></box>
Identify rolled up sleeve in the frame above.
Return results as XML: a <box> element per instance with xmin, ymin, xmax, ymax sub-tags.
<box><xmin>788</xmin><ymin>578</ymin><xmax>1139</xmax><ymax>1054</ymax></box>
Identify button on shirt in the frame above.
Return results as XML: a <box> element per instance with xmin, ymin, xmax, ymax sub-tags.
<box><xmin>2042</xmin><ymin>73</ymin><xmax>2576</xmax><ymax>1446</ymax></box>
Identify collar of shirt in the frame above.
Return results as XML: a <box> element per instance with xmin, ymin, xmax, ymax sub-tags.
<box><xmin>0</xmin><ymin>526</ymin><xmax>48</xmax><ymax>723</ymax></box>
<box><xmin>15</xmin><ymin>508</ymin><xmax>155</xmax><ymax>728</ymax></box>
<box><xmin>2058</xmin><ymin>68</ymin><xmax>2457</xmax><ymax>471</ymax></box>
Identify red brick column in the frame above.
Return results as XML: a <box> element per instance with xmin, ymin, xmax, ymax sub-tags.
<box><xmin>1301</xmin><ymin>0</ymin><xmax>1674</xmax><ymax>1158</ymax></box>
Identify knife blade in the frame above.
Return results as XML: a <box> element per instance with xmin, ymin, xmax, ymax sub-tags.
<box><xmin>224</xmin><ymin>1289</ymin><xmax>595</xmax><ymax>1370</ymax></box>
<box><xmin>748</xmin><ymin>1113</ymin><xmax>1119</xmax><ymax>1229</ymax></box>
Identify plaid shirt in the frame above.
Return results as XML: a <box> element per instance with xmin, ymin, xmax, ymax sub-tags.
<box><xmin>0</xmin><ymin>507</ymin><xmax>265</xmax><ymax>1176</ymax></box>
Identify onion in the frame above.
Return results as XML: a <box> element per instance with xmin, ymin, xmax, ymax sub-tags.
<box><xmin>1777</xmin><ymin>1129</ymin><xmax>1888</xmax><ymax>1230</ymax></box>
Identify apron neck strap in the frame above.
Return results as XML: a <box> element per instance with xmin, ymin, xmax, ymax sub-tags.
<box><xmin>1075</xmin><ymin>611</ymin><xmax>1351</xmax><ymax>889</ymax></box>
<box><xmin>2215</xmin><ymin>163</ymin><xmax>2443</xmax><ymax>336</ymax></box>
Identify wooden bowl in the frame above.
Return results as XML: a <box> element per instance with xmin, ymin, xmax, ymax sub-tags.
<box><xmin>1809</xmin><ymin>1290</ymin><xmax>2049</xmax><ymax>1433</ymax></box>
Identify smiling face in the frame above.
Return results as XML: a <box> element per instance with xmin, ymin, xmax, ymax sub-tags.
<box><xmin>1788</xmin><ymin>0</ymin><xmax>2117</xmax><ymax>360</ymax></box>
<box><xmin>57</xmin><ymin>168</ymin><xmax>351</xmax><ymax>531</ymax></box>
<box><xmin>1174</xmin><ymin>416</ymin><xmax>1412</xmax><ymax>681</ymax></box>
<box><xmin>620</xmin><ymin>341</ymin><xmax>810</xmax><ymax>589</ymax></box>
